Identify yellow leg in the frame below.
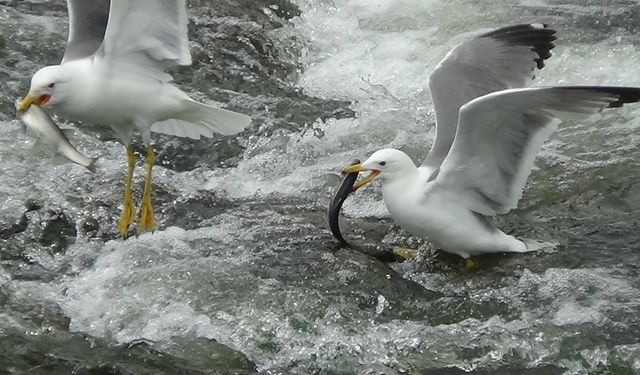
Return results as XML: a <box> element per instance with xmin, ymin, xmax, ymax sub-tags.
<box><xmin>465</xmin><ymin>258</ymin><xmax>476</xmax><ymax>270</ymax></box>
<box><xmin>118</xmin><ymin>146</ymin><xmax>136</xmax><ymax>237</ymax></box>
<box><xmin>137</xmin><ymin>145</ymin><xmax>156</xmax><ymax>234</ymax></box>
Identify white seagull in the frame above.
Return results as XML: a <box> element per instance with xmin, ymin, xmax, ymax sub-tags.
<box><xmin>17</xmin><ymin>0</ymin><xmax>251</xmax><ymax>237</ymax></box>
<box><xmin>344</xmin><ymin>24</ymin><xmax>640</xmax><ymax>263</ymax></box>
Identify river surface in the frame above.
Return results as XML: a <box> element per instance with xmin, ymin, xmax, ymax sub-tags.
<box><xmin>1</xmin><ymin>0</ymin><xmax>640</xmax><ymax>374</ymax></box>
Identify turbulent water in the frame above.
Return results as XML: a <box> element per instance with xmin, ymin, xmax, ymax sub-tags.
<box><xmin>1</xmin><ymin>0</ymin><xmax>640</xmax><ymax>373</ymax></box>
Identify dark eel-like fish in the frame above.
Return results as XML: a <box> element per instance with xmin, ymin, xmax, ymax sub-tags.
<box><xmin>327</xmin><ymin>160</ymin><xmax>360</xmax><ymax>245</ymax></box>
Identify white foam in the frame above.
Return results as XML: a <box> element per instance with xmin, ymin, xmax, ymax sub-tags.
<box><xmin>551</xmin><ymin>302</ymin><xmax>604</xmax><ymax>326</ymax></box>
<box><xmin>195</xmin><ymin>0</ymin><xmax>640</xmax><ymax>210</ymax></box>
<box><xmin>7</xmin><ymin>0</ymin><xmax>640</xmax><ymax>373</ymax></box>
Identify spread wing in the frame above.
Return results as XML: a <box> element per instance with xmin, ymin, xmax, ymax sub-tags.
<box><xmin>61</xmin><ymin>0</ymin><xmax>110</xmax><ymax>63</ymax></box>
<box><xmin>430</xmin><ymin>86</ymin><xmax>640</xmax><ymax>216</ymax></box>
<box><xmin>96</xmin><ymin>0</ymin><xmax>191</xmax><ymax>75</ymax></box>
<box><xmin>423</xmin><ymin>23</ymin><xmax>556</xmax><ymax>169</ymax></box>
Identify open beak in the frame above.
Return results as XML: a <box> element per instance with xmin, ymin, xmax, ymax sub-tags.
<box><xmin>17</xmin><ymin>93</ymin><xmax>50</xmax><ymax>112</ymax></box>
<box><xmin>342</xmin><ymin>164</ymin><xmax>380</xmax><ymax>192</ymax></box>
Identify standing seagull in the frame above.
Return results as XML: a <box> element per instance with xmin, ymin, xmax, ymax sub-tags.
<box><xmin>343</xmin><ymin>24</ymin><xmax>640</xmax><ymax>263</ymax></box>
<box><xmin>17</xmin><ymin>0</ymin><xmax>251</xmax><ymax>237</ymax></box>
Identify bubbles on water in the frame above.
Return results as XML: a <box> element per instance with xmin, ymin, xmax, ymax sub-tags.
<box><xmin>3</xmin><ymin>0</ymin><xmax>640</xmax><ymax>373</ymax></box>
<box><xmin>375</xmin><ymin>294</ymin><xmax>389</xmax><ymax>314</ymax></box>
<box><xmin>551</xmin><ymin>302</ymin><xmax>604</xmax><ymax>326</ymax></box>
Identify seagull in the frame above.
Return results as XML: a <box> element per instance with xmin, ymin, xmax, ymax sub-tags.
<box><xmin>343</xmin><ymin>24</ymin><xmax>640</xmax><ymax>263</ymax></box>
<box><xmin>17</xmin><ymin>0</ymin><xmax>251</xmax><ymax>237</ymax></box>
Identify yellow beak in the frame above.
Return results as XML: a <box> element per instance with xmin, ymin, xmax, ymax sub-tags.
<box><xmin>342</xmin><ymin>163</ymin><xmax>380</xmax><ymax>191</ymax></box>
<box><xmin>17</xmin><ymin>93</ymin><xmax>50</xmax><ymax>112</ymax></box>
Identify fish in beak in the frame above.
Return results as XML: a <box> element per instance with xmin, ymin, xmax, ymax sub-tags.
<box><xmin>342</xmin><ymin>164</ymin><xmax>380</xmax><ymax>191</ymax></box>
<box><xmin>17</xmin><ymin>93</ymin><xmax>51</xmax><ymax>112</ymax></box>
<box><xmin>327</xmin><ymin>160</ymin><xmax>361</xmax><ymax>244</ymax></box>
<box><xmin>16</xmin><ymin>101</ymin><xmax>97</xmax><ymax>172</ymax></box>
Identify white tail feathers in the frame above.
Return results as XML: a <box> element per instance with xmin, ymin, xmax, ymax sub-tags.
<box><xmin>151</xmin><ymin>100</ymin><xmax>251</xmax><ymax>139</ymax></box>
<box><xmin>522</xmin><ymin>238</ymin><xmax>558</xmax><ymax>252</ymax></box>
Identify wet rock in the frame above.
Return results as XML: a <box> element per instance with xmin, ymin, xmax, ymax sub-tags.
<box><xmin>24</xmin><ymin>198</ymin><xmax>42</xmax><ymax>212</ymax></box>
<box><xmin>0</xmin><ymin>213</ymin><xmax>27</xmax><ymax>241</ymax></box>
<box><xmin>39</xmin><ymin>210</ymin><xmax>76</xmax><ymax>254</ymax></box>
<box><xmin>0</xmin><ymin>201</ymin><xmax>77</xmax><ymax>278</ymax></box>
<box><xmin>0</xmin><ymin>268</ymin><xmax>9</xmax><ymax>307</ymax></box>
<box><xmin>0</xmin><ymin>200</ymin><xmax>28</xmax><ymax>240</ymax></box>
<box><xmin>0</xmin><ymin>327</ymin><xmax>256</xmax><ymax>375</ymax></box>
<box><xmin>80</xmin><ymin>217</ymin><xmax>99</xmax><ymax>235</ymax></box>
<box><xmin>160</xmin><ymin>191</ymin><xmax>238</xmax><ymax>230</ymax></box>
<box><xmin>11</xmin><ymin>299</ymin><xmax>70</xmax><ymax>331</ymax></box>
<box><xmin>153</xmin><ymin>136</ymin><xmax>245</xmax><ymax>171</ymax></box>
<box><xmin>157</xmin><ymin>335</ymin><xmax>258</xmax><ymax>373</ymax></box>
<box><xmin>4</xmin><ymin>262</ymin><xmax>58</xmax><ymax>283</ymax></box>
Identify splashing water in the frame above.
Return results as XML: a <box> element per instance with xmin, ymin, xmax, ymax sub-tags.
<box><xmin>1</xmin><ymin>0</ymin><xmax>640</xmax><ymax>373</ymax></box>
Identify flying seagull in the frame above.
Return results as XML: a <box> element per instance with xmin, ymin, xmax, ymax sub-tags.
<box><xmin>17</xmin><ymin>0</ymin><xmax>251</xmax><ymax>237</ymax></box>
<box><xmin>343</xmin><ymin>24</ymin><xmax>640</xmax><ymax>263</ymax></box>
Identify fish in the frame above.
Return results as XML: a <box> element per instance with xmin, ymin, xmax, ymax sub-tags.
<box><xmin>16</xmin><ymin>103</ymin><xmax>97</xmax><ymax>172</ymax></box>
<box><xmin>327</xmin><ymin>160</ymin><xmax>360</xmax><ymax>245</ymax></box>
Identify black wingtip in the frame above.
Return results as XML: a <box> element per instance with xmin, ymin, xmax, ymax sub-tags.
<box><xmin>599</xmin><ymin>87</ymin><xmax>640</xmax><ymax>108</ymax></box>
<box><xmin>562</xmin><ymin>86</ymin><xmax>640</xmax><ymax>108</ymax></box>
<box><xmin>480</xmin><ymin>23</ymin><xmax>557</xmax><ymax>70</ymax></box>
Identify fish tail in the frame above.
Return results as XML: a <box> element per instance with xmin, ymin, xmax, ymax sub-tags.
<box><xmin>86</xmin><ymin>157</ymin><xmax>98</xmax><ymax>173</ymax></box>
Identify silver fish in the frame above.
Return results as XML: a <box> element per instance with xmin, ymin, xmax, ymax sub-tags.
<box><xmin>16</xmin><ymin>104</ymin><xmax>97</xmax><ymax>172</ymax></box>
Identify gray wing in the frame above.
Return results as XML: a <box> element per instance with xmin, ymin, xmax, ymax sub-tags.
<box><xmin>62</xmin><ymin>0</ymin><xmax>110</xmax><ymax>63</ymax></box>
<box><xmin>423</xmin><ymin>23</ymin><xmax>557</xmax><ymax>169</ymax></box>
<box><xmin>431</xmin><ymin>86</ymin><xmax>640</xmax><ymax>216</ymax></box>
<box><xmin>97</xmin><ymin>0</ymin><xmax>191</xmax><ymax>73</ymax></box>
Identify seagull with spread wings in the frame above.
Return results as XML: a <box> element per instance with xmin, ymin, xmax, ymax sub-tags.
<box><xmin>343</xmin><ymin>24</ymin><xmax>640</xmax><ymax>263</ymax></box>
<box><xmin>17</xmin><ymin>0</ymin><xmax>251</xmax><ymax>237</ymax></box>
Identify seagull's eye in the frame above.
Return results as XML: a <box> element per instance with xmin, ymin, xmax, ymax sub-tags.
<box><xmin>48</xmin><ymin>83</ymin><xmax>55</xmax><ymax>88</ymax></box>
<box><xmin>379</xmin><ymin>161</ymin><xmax>386</xmax><ymax>166</ymax></box>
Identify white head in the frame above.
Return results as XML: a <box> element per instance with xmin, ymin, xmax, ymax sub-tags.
<box><xmin>17</xmin><ymin>65</ymin><xmax>69</xmax><ymax>111</ymax></box>
<box><xmin>343</xmin><ymin>148</ymin><xmax>417</xmax><ymax>191</ymax></box>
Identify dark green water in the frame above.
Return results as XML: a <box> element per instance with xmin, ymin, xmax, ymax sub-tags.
<box><xmin>1</xmin><ymin>0</ymin><xmax>640</xmax><ymax>373</ymax></box>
